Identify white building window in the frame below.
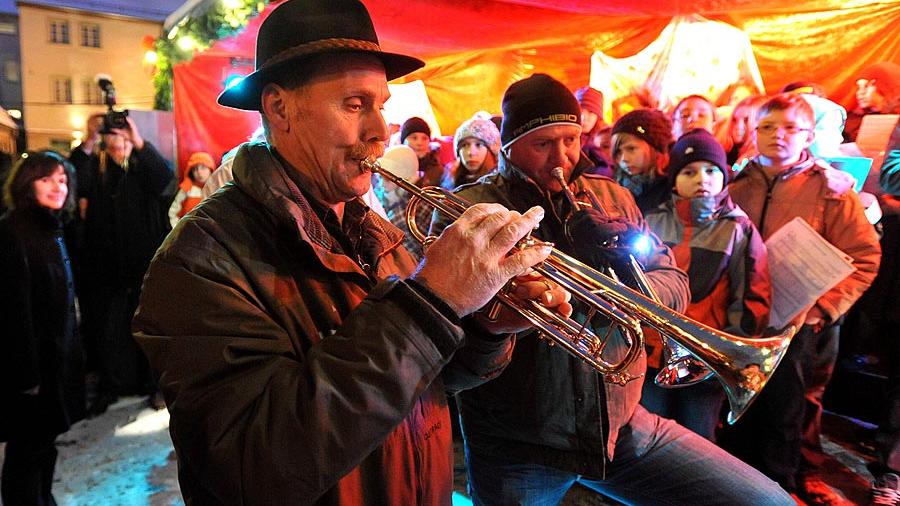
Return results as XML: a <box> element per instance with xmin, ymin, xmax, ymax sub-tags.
<box><xmin>52</xmin><ymin>76</ymin><xmax>72</xmax><ymax>103</ymax></box>
<box><xmin>80</xmin><ymin>23</ymin><xmax>100</xmax><ymax>48</ymax></box>
<box><xmin>82</xmin><ymin>78</ymin><xmax>103</xmax><ymax>104</ymax></box>
<box><xmin>49</xmin><ymin>19</ymin><xmax>69</xmax><ymax>44</ymax></box>
<box><xmin>4</xmin><ymin>60</ymin><xmax>19</xmax><ymax>82</ymax></box>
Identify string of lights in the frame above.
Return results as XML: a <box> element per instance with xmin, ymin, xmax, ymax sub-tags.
<box><xmin>149</xmin><ymin>0</ymin><xmax>269</xmax><ymax>110</ymax></box>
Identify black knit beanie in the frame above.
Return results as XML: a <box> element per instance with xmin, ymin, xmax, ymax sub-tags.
<box><xmin>611</xmin><ymin>109</ymin><xmax>674</xmax><ymax>156</ymax></box>
<box><xmin>400</xmin><ymin>117</ymin><xmax>431</xmax><ymax>143</ymax></box>
<box><xmin>667</xmin><ymin>128</ymin><xmax>729</xmax><ymax>186</ymax></box>
<box><xmin>501</xmin><ymin>74</ymin><xmax>581</xmax><ymax>149</ymax></box>
<box><xmin>575</xmin><ymin>86</ymin><xmax>604</xmax><ymax>115</ymax></box>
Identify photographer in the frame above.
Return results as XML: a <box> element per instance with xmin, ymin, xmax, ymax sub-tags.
<box><xmin>79</xmin><ymin>116</ymin><xmax>172</xmax><ymax>414</ymax></box>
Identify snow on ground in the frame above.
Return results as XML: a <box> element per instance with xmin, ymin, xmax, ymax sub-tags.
<box><xmin>0</xmin><ymin>396</ymin><xmax>182</xmax><ymax>506</ymax></box>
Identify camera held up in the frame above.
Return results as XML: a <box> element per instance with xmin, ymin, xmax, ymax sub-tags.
<box><xmin>96</xmin><ymin>74</ymin><xmax>129</xmax><ymax>134</ymax></box>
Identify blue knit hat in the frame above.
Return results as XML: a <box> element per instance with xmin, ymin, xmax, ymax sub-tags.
<box><xmin>667</xmin><ymin>128</ymin><xmax>729</xmax><ymax>186</ymax></box>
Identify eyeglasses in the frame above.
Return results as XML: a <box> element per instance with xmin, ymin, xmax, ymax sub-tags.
<box><xmin>755</xmin><ymin>124</ymin><xmax>811</xmax><ymax>136</ymax></box>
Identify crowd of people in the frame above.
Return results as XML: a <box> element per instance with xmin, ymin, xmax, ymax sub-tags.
<box><xmin>1</xmin><ymin>0</ymin><xmax>900</xmax><ymax>504</ymax></box>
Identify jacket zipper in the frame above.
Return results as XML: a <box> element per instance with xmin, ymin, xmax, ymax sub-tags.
<box><xmin>759</xmin><ymin>175</ymin><xmax>777</xmax><ymax>235</ymax></box>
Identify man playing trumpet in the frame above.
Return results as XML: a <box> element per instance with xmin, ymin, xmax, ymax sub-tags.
<box><xmin>440</xmin><ymin>74</ymin><xmax>794</xmax><ymax>505</ymax></box>
<box><xmin>131</xmin><ymin>1</ymin><xmax>572</xmax><ymax>503</ymax></box>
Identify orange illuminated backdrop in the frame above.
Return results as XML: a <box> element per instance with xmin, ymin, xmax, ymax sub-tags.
<box><xmin>171</xmin><ymin>0</ymin><xmax>900</xmax><ymax>169</ymax></box>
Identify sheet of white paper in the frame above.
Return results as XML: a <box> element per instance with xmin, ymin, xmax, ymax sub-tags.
<box><xmin>856</xmin><ymin>114</ymin><xmax>899</xmax><ymax>156</ymax></box>
<box><xmin>764</xmin><ymin>217</ymin><xmax>856</xmax><ymax>330</ymax></box>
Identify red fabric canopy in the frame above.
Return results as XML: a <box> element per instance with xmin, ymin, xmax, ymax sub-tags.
<box><xmin>171</xmin><ymin>0</ymin><xmax>900</xmax><ymax>174</ymax></box>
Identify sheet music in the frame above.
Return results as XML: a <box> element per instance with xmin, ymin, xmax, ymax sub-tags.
<box><xmin>856</xmin><ymin>114</ymin><xmax>899</xmax><ymax>156</ymax></box>
<box><xmin>764</xmin><ymin>217</ymin><xmax>856</xmax><ymax>330</ymax></box>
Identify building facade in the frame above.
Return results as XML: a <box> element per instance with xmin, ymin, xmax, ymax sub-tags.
<box><xmin>16</xmin><ymin>0</ymin><xmax>179</xmax><ymax>151</ymax></box>
<box><xmin>1</xmin><ymin>0</ymin><xmax>23</xmax><ymax>152</ymax></box>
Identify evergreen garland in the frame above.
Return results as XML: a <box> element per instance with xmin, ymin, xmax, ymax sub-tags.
<box><xmin>152</xmin><ymin>0</ymin><xmax>269</xmax><ymax>110</ymax></box>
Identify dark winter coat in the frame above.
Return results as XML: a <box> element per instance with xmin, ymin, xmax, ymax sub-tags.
<box><xmin>644</xmin><ymin>191</ymin><xmax>770</xmax><ymax>337</ymax></box>
<box><xmin>439</xmin><ymin>155</ymin><xmax>689</xmax><ymax>477</ymax></box>
<box><xmin>132</xmin><ymin>142</ymin><xmax>514</xmax><ymax>505</ymax></box>
<box><xmin>81</xmin><ymin>142</ymin><xmax>173</xmax><ymax>290</ymax></box>
<box><xmin>0</xmin><ymin>207</ymin><xmax>82</xmax><ymax>440</ymax></box>
<box><xmin>859</xmin><ymin>118</ymin><xmax>900</xmax><ymax>322</ymax></box>
<box><xmin>882</xmin><ymin>119</ymin><xmax>900</xmax><ymax>195</ymax></box>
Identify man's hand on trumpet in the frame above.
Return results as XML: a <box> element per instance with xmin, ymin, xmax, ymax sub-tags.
<box><xmin>474</xmin><ymin>270</ymin><xmax>573</xmax><ymax>334</ymax></box>
<box><xmin>411</xmin><ymin>202</ymin><xmax>571</xmax><ymax>333</ymax></box>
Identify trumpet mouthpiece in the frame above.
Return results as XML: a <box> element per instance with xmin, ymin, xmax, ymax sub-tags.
<box><xmin>360</xmin><ymin>157</ymin><xmax>377</xmax><ymax>173</ymax></box>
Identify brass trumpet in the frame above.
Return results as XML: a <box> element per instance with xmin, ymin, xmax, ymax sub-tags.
<box><xmin>362</xmin><ymin>157</ymin><xmax>794</xmax><ymax>423</ymax></box>
<box><xmin>550</xmin><ymin>167</ymin><xmax>713</xmax><ymax>389</ymax></box>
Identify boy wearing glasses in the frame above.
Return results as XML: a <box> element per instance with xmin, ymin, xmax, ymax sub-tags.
<box><xmin>724</xmin><ymin>93</ymin><xmax>881</xmax><ymax>504</ymax></box>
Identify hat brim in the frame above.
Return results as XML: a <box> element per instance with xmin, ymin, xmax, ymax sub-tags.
<box><xmin>217</xmin><ymin>49</ymin><xmax>425</xmax><ymax>111</ymax></box>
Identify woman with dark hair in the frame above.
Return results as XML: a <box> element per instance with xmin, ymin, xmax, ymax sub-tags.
<box><xmin>0</xmin><ymin>150</ymin><xmax>83</xmax><ymax>506</ymax></box>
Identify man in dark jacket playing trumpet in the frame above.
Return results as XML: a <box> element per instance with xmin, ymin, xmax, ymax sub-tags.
<box><xmin>442</xmin><ymin>73</ymin><xmax>794</xmax><ymax>505</ymax></box>
<box><xmin>131</xmin><ymin>1</ymin><xmax>571</xmax><ymax>504</ymax></box>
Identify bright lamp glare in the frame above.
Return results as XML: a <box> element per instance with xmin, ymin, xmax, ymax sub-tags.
<box><xmin>177</xmin><ymin>36</ymin><xmax>195</xmax><ymax>51</ymax></box>
<box><xmin>632</xmin><ymin>235</ymin><xmax>652</xmax><ymax>256</ymax></box>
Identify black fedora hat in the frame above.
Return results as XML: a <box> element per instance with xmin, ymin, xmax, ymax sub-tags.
<box><xmin>217</xmin><ymin>0</ymin><xmax>425</xmax><ymax>111</ymax></box>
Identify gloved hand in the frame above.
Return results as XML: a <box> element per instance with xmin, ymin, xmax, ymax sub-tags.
<box><xmin>566</xmin><ymin>208</ymin><xmax>639</xmax><ymax>271</ymax></box>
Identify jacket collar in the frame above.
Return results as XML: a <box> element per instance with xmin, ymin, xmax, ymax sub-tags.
<box><xmin>230</xmin><ymin>142</ymin><xmax>406</xmax><ymax>276</ymax></box>
<box><xmin>670</xmin><ymin>189</ymin><xmax>742</xmax><ymax>225</ymax></box>
<box><xmin>7</xmin><ymin>205</ymin><xmax>63</xmax><ymax>231</ymax></box>
<box><xmin>733</xmin><ymin>149</ymin><xmax>817</xmax><ymax>184</ymax></box>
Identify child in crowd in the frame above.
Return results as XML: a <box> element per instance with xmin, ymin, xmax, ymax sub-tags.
<box><xmin>1</xmin><ymin>151</ymin><xmax>84</xmax><ymax>506</ymax></box>
<box><xmin>441</xmin><ymin>116</ymin><xmax>500</xmax><ymax>190</ymax></box>
<box><xmin>672</xmin><ymin>94</ymin><xmax>716</xmax><ymax>139</ymax></box>
<box><xmin>400</xmin><ymin>116</ymin><xmax>443</xmax><ymax>187</ymax></box>
<box><xmin>845</xmin><ymin>62</ymin><xmax>900</xmax><ymax>142</ymax></box>
<box><xmin>719</xmin><ymin>95</ymin><xmax>767</xmax><ymax>167</ymax></box>
<box><xmin>370</xmin><ymin>145</ymin><xmax>428</xmax><ymax>261</ymax></box>
<box><xmin>722</xmin><ymin>93</ymin><xmax>882</xmax><ymax>504</ymax></box>
<box><xmin>781</xmin><ymin>82</ymin><xmax>847</xmax><ymax>158</ymax></box>
<box><xmin>168</xmin><ymin>151</ymin><xmax>213</xmax><ymax>228</ymax></box>
<box><xmin>641</xmin><ymin>128</ymin><xmax>771</xmax><ymax>441</ymax></box>
<box><xmin>575</xmin><ymin>86</ymin><xmax>613</xmax><ymax>176</ymax></box>
<box><xmin>611</xmin><ymin>108</ymin><xmax>676</xmax><ymax>212</ymax></box>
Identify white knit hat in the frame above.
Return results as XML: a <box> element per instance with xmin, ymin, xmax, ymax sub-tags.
<box><xmin>454</xmin><ymin>117</ymin><xmax>501</xmax><ymax>157</ymax></box>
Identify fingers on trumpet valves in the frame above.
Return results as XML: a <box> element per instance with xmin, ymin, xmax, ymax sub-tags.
<box><xmin>507</xmin><ymin>275</ymin><xmax>573</xmax><ymax>318</ymax></box>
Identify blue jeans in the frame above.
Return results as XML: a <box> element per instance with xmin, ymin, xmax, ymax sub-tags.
<box><xmin>465</xmin><ymin>405</ymin><xmax>793</xmax><ymax>506</ymax></box>
<box><xmin>640</xmin><ymin>368</ymin><xmax>726</xmax><ymax>441</ymax></box>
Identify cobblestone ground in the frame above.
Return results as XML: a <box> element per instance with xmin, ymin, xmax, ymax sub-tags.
<box><xmin>0</xmin><ymin>400</ymin><xmax>876</xmax><ymax>505</ymax></box>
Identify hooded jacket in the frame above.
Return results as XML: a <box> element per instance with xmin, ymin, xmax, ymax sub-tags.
<box><xmin>728</xmin><ymin>152</ymin><xmax>880</xmax><ymax>325</ymax></box>
<box><xmin>132</xmin><ymin>142</ymin><xmax>514</xmax><ymax>505</ymax></box>
<box><xmin>439</xmin><ymin>154</ymin><xmax>689</xmax><ymax>477</ymax></box>
<box><xmin>645</xmin><ymin>191</ymin><xmax>770</xmax><ymax>337</ymax></box>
